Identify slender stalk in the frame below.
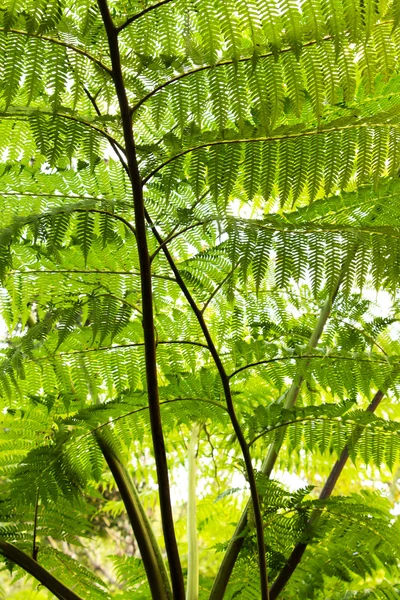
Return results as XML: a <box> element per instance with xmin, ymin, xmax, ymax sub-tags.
<box><xmin>269</xmin><ymin>389</ymin><xmax>385</xmax><ymax>599</ymax></box>
<box><xmin>0</xmin><ymin>28</ymin><xmax>112</xmax><ymax>75</ymax></box>
<box><xmin>117</xmin><ymin>0</ymin><xmax>177</xmax><ymax>32</ymax></box>
<box><xmin>144</xmin><ymin>210</ymin><xmax>269</xmax><ymax>599</ymax></box>
<box><xmin>96</xmin><ymin>433</ymin><xmax>172</xmax><ymax>600</ymax></box>
<box><xmin>142</xmin><ymin>122</ymin><xmax>400</xmax><ymax>184</ymax></box>
<box><xmin>0</xmin><ymin>540</ymin><xmax>84</xmax><ymax>600</ymax></box>
<box><xmin>209</xmin><ymin>248</ymin><xmax>356</xmax><ymax>600</ymax></box>
<box><xmin>32</xmin><ymin>488</ymin><xmax>39</xmax><ymax>561</ymax></box>
<box><xmin>96</xmin><ymin>1</ymin><xmax>185</xmax><ymax>597</ymax></box>
<box><xmin>186</xmin><ymin>424</ymin><xmax>201</xmax><ymax>600</ymax></box>
<box><xmin>131</xmin><ymin>37</ymin><xmax>334</xmax><ymax>114</ymax></box>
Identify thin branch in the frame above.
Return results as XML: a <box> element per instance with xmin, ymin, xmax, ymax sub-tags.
<box><xmin>0</xmin><ymin>109</ymin><xmax>125</xmax><ymax>154</ymax></box>
<box><xmin>81</xmin><ymin>82</ymin><xmax>129</xmax><ymax>173</ymax></box>
<box><xmin>142</xmin><ymin>122</ymin><xmax>400</xmax><ymax>185</ymax></box>
<box><xmin>32</xmin><ymin>488</ymin><xmax>39</xmax><ymax>561</ymax></box>
<box><xmin>247</xmin><ymin>412</ymin><xmax>392</xmax><ymax>448</ymax></box>
<box><xmin>209</xmin><ymin>248</ymin><xmax>356</xmax><ymax>600</ymax></box>
<box><xmin>131</xmin><ymin>36</ymin><xmax>334</xmax><ymax>114</ymax></box>
<box><xmin>132</xmin><ymin>19</ymin><xmax>390</xmax><ymax>115</ymax></box>
<box><xmin>229</xmin><ymin>353</ymin><xmax>394</xmax><ymax>379</ymax></box>
<box><xmin>144</xmin><ymin>208</ymin><xmax>270</xmax><ymax>599</ymax></box>
<box><xmin>82</xmin><ymin>397</ymin><xmax>229</xmax><ymax>439</ymax></box>
<box><xmin>0</xmin><ymin>28</ymin><xmax>112</xmax><ymax>75</ymax></box>
<box><xmin>0</xmin><ymin>192</ymin><xmax>107</xmax><ymax>201</ymax></box>
<box><xmin>117</xmin><ymin>0</ymin><xmax>177</xmax><ymax>32</ymax></box>
<box><xmin>269</xmin><ymin>389</ymin><xmax>385</xmax><ymax>599</ymax></box>
<box><xmin>150</xmin><ymin>220</ymin><xmax>211</xmax><ymax>262</ymax></box>
<box><xmin>25</xmin><ymin>340</ymin><xmax>210</xmax><ymax>363</ymax></box>
<box><xmin>7</xmin><ymin>206</ymin><xmax>136</xmax><ymax>238</ymax></box>
<box><xmin>0</xmin><ymin>541</ymin><xmax>84</xmax><ymax>600</ymax></box>
<box><xmin>9</xmin><ymin>269</ymin><xmax>177</xmax><ymax>282</ymax></box>
<box><xmin>96</xmin><ymin>1</ymin><xmax>185</xmax><ymax>596</ymax></box>
<box><xmin>201</xmin><ymin>262</ymin><xmax>239</xmax><ymax>314</ymax></box>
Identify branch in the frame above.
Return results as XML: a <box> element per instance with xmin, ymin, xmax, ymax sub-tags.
<box><xmin>10</xmin><ymin>269</ymin><xmax>176</xmax><ymax>282</ymax></box>
<box><xmin>186</xmin><ymin>424</ymin><xmax>201</xmax><ymax>600</ymax></box>
<box><xmin>82</xmin><ymin>397</ymin><xmax>229</xmax><ymax>439</ymax></box>
<box><xmin>228</xmin><ymin>353</ymin><xmax>393</xmax><ymax>379</ymax></box>
<box><xmin>32</xmin><ymin>489</ymin><xmax>39</xmax><ymax>561</ymax></box>
<box><xmin>96</xmin><ymin>1</ymin><xmax>185</xmax><ymax>596</ymax></box>
<box><xmin>95</xmin><ymin>433</ymin><xmax>172</xmax><ymax>600</ymax></box>
<box><xmin>0</xmin><ymin>540</ymin><xmax>84</xmax><ymax>600</ymax></box>
<box><xmin>0</xmin><ymin>109</ymin><xmax>125</xmax><ymax>154</ymax></box>
<box><xmin>201</xmin><ymin>262</ymin><xmax>239</xmax><ymax>314</ymax></box>
<box><xmin>269</xmin><ymin>389</ymin><xmax>385</xmax><ymax>599</ymax></box>
<box><xmin>131</xmin><ymin>36</ymin><xmax>334</xmax><ymax>114</ymax></box>
<box><xmin>131</xmin><ymin>20</ymin><xmax>389</xmax><ymax>115</ymax></box>
<box><xmin>80</xmin><ymin>82</ymin><xmax>129</xmax><ymax>173</ymax></box>
<box><xmin>116</xmin><ymin>0</ymin><xmax>177</xmax><ymax>32</ymax></box>
<box><xmin>0</xmin><ymin>28</ymin><xmax>112</xmax><ymax>75</ymax></box>
<box><xmin>144</xmin><ymin>208</ymin><xmax>269</xmax><ymax>599</ymax></box>
<box><xmin>209</xmin><ymin>247</ymin><xmax>357</xmax><ymax>600</ymax></box>
<box><xmin>141</xmin><ymin>122</ymin><xmax>400</xmax><ymax>184</ymax></box>
<box><xmin>150</xmin><ymin>220</ymin><xmax>211</xmax><ymax>262</ymax></box>
<box><xmin>4</xmin><ymin>205</ymin><xmax>136</xmax><ymax>240</ymax></box>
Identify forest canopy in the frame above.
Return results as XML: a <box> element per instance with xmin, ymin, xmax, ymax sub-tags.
<box><xmin>0</xmin><ymin>0</ymin><xmax>400</xmax><ymax>598</ymax></box>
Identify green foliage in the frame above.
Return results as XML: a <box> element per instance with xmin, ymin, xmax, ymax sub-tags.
<box><xmin>0</xmin><ymin>0</ymin><xmax>400</xmax><ymax>598</ymax></box>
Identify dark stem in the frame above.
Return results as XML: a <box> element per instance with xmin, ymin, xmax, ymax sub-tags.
<box><xmin>0</xmin><ymin>540</ymin><xmax>84</xmax><ymax>600</ymax></box>
<box><xmin>96</xmin><ymin>433</ymin><xmax>172</xmax><ymax>600</ymax></box>
<box><xmin>131</xmin><ymin>36</ymin><xmax>334</xmax><ymax>115</ymax></box>
<box><xmin>144</xmin><ymin>209</ymin><xmax>269</xmax><ymax>599</ymax></box>
<box><xmin>209</xmin><ymin>248</ymin><xmax>356</xmax><ymax>600</ymax></box>
<box><xmin>96</xmin><ymin>2</ymin><xmax>185</xmax><ymax>598</ymax></box>
<box><xmin>32</xmin><ymin>488</ymin><xmax>39</xmax><ymax>560</ymax></box>
<box><xmin>116</xmin><ymin>0</ymin><xmax>177</xmax><ymax>32</ymax></box>
<box><xmin>269</xmin><ymin>389</ymin><xmax>385</xmax><ymax>599</ymax></box>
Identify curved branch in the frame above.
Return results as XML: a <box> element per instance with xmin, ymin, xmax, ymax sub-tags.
<box><xmin>131</xmin><ymin>36</ymin><xmax>334</xmax><ymax>114</ymax></box>
<box><xmin>117</xmin><ymin>0</ymin><xmax>177</xmax><ymax>32</ymax></box>
<box><xmin>0</xmin><ymin>540</ymin><xmax>84</xmax><ymax>600</ymax></box>
<box><xmin>83</xmin><ymin>397</ymin><xmax>229</xmax><ymax>438</ymax></box>
<box><xmin>0</xmin><ymin>28</ymin><xmax>112</xmax><ymax>75</ymax></box>
<box><xmin>25</xmin><ymin>340</ymin><xmax>210</xmax><ymax>362</ymax></box>
<box><xmin>4</xmin><ymin>206</ymin><xmax>136</xmax><ymax>238</ymax></box>
<box><xmin>150</xmin><ymin>220</ymin><xmax>211</xmax><ymax>261</ymax></box>
<box><xmin>0</xmin><ymin>109</ymin><xmax>125</xmax><ymax>154</ymax></box>
<box><xmin>95</xmin><ymin>433</ymin><xmax>172</xmax><ymax>600</ymax></box>
<box><xmin>229</xmin><ymin>353</ymin><xmax>394</xmax><ymax>379</ymax></box>
<box><xmin>10</xmin><ymin>269</ymin><xmax>176</xmax><ymax>282</ymax></box>
<box><xmin>201</xmin><ymin>262</ymin><xmax>239</xmax><ymax>313</ymax></box>
<box><xmin>269</xmin><ymin>389</ymin><xmax>385</xmax><ymax>599</ymax></box>
<box><xmin>144</xmin><ymin>209</ymin><xmax>270</xmax><ymax>599</ymax></box>
<box><xmin>247</xmin><ymin>410</ymin><xmax>392</xmax><ymax>448</ymax></box>
<box><xmin>142</xmin><ymin>122</ymin><xmax>400</xmax><ymax>184</ymax></box>
<box><xmin>132</xmin><ymin>19</ymin><xmax>391</xmax><ymax>115</ymax></box>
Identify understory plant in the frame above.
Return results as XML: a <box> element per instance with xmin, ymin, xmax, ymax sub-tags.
<box><xmin>1</xmin><ymin>0</ymin><xmax>400</xmax><ymax>598</ymax></box>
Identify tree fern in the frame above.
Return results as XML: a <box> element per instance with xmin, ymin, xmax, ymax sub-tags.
<box><xmin>1</xmin><ymin>0</ymin><xmax>400</xmax><ymax>599</ymax></box>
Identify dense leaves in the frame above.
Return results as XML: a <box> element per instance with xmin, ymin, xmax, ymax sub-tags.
<box><xmin>0</xmin><ymin>0</ymin><xmax>400</xmax><ymax>598</ymax></box>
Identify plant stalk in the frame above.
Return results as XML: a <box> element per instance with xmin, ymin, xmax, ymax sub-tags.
<box><xmin>209</xmin><ymin>248</ymin><xmax>356</xmax><ymax>600</ymax></box>
<box><xmin>0</xmin><ymin>540</ymin><xmax>84</xmax><ymax>600</ymax></box>
<box><xmin>186</xmin><ymin>424</ymin><xmax>201</xmax><ymax>600</ymax></box>
<box><xmin>269</xmin><ymin>389</ymin><xmax>385</xmax><ymax>599</ymax></box>
<box><xmin>145</xmin><ymin>210</ymin><xmax>269</xmax><ymax>599</ymax></box>
<box><xmin>96</xmin><ymin>1</ymin><xmax>185</xmax><ymax>597</ymax></box>
<box><xmin>96</xmin><ymin>433</ymin><xmax>172</xmax><ymax>600</ymax></box>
